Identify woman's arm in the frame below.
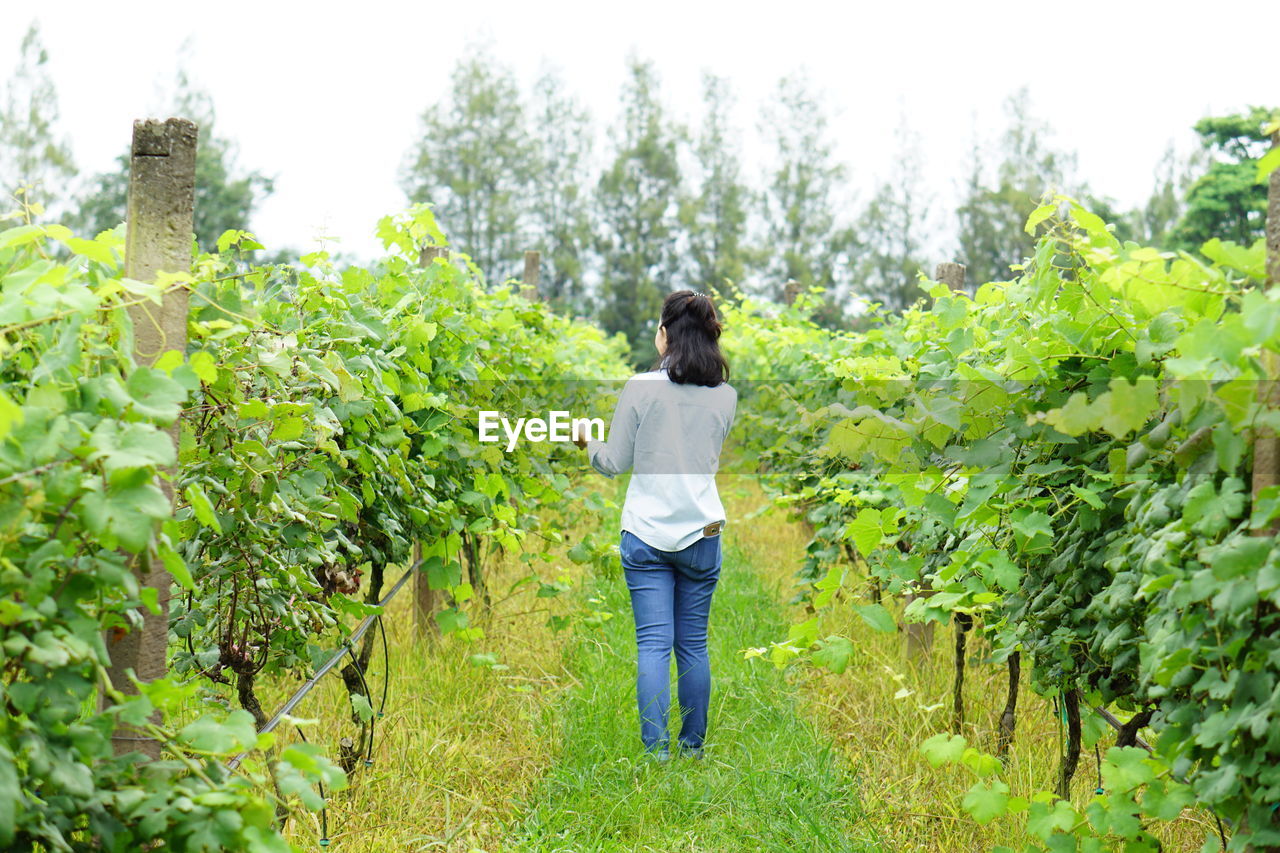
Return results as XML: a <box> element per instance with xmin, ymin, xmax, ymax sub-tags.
<box><xmin>574</xmin><ymin>378</ymin><xmax>641</xmax><ymax>477</ymax></box>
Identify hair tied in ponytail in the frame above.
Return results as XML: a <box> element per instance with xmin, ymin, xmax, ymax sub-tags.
<box><xmin>655</xmin><ymin>289</ymin><xmax>730</xmax><ymax>386</ymax></box>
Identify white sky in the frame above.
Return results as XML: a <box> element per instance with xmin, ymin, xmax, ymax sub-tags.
<box><xmin>4</xmin><ymin>0</ymin><xmax>1276</xmax><ymax>265</ymax></box>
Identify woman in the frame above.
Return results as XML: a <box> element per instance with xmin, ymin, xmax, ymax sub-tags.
<box><xmin>572</xmin><ymin>290</ymin><xmax>737</xmax><ymax>761</ymax></box>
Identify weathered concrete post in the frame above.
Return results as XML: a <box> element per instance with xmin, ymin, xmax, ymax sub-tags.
<box><xmin>1253</xmin><ymin>131</ymin><xmax>1280</xmax><ymax>538</ymax></box>
<box><xmin>1239</xmin><ymin>123</ymin><xmax>1279</xmax><ymax>853</ymax></box>
<box><xmin>418</xmin><ymin>245</ymin><xmax>450</xmax><ymax>266</ymax></box>
<box><xmin>783</xmin><ymin>279</ymin><xmax>802</xmax><ymax>306</ymax></box>
<box><xmin>935</xmin><ymin>262</ymin><xmax>966</xmax><ymax>295</ymax></box>
<box><xmin>103</xmin><ymin>118</ymin><xmax>197</xmax><ymax>758</ymax></box>
<box><xmin>522</xmin><ymin>250</ymin><xmax>541</xmax><ymax>301</ymax></box>
<box><xmin>903</xmin><ymin>262</ymin><xmax>967</xmax><ymax>665</ymax></box>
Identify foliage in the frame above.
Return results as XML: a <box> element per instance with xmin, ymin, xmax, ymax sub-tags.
<box><xmin>955</xmin><ymin>88</ymin><xmax>1077</xmax><ymax>287</ymax></box>
<box><xmin>594</xmin><ymin>56</ymin><xmax>683</xmax><ymax>368</ymax></box>
<box><xmin>849</xmin><ymin>117</ymin><xmax>935</xmax><ymax>314</ymax></box>
<box><xmin>1169</xmin><ymin>106</ymin><xmax>1279</xmax><ymax>253</ymax></box>
<box><xmin>679</xmin><ymin>72</ymin><xmax>754</xmax><ymax>298</ymax></box>
<box><xmin>724</xmin><ymin>197</ymin><xmax>1280</xmax><ymax>849</ymax></box>
<box><xmin>527</xmin><ymin>68</ymin><xmax>594</xmax><ymax>313</ymax></box>
<box><xmin>400</xmin><ymin>43</ymin><xmax>535</xmax><ymax>288</ymax></box>
<box><xmin>0</xmin><ymin>198</ymin><xmax>630</xmax><ymax>848</ymax></box>
<box><xmin>0</xmin><ymin>22</ymin><xmax>77</xmax><ymax>217</ymax></box>
<box><xmin>757</xmin><ymin>71</ymin><xmax>853</xmax><ymax>309</ymax></box>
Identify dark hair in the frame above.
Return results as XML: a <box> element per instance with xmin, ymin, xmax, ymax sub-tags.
<box><xmin>653</xmin><ymin>290</ymin><xmax>730</xmax><ymax>386</ymax></box>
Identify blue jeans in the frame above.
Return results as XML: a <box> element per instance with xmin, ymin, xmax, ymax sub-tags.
<box><xmin>619</xmin><ymin>529</ymin><xmax>722</xmax><ymax>753</ymax></box>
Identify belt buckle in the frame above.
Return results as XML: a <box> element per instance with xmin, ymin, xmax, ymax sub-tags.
<box><xmin>703</xmin><ymin>521</ymin><xmax>723</xmax><ymax>537</ymax></box>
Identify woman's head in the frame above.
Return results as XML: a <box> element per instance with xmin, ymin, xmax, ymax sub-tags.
<box><xmin>653</xmin><ymin>290</ymin><xmax>730</xmax><ymax>386</ymax></box>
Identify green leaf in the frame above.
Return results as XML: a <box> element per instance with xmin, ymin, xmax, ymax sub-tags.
<box><xmin>962</xmin><ymin>779</ymin><xmax>1011</xmax><ymax>824</ymax></box>
<box><xmin>1011</xmin><ymin>509</ymin><xmax>1053</xmax><ymax>542</ymax></box>
<box><xmin>271</xmin><ymin>416</ymin><xmax>306</xmax><ymax>442</ymax></box>
<box><xmin>1101</xmin><ymin>746</ymin><xmax>1156</xmax><ymax>791</ymax></box>
<box><xmin>919</xmin><ymin>732</ymin><xmax>967</xmax><ymax>767</ymax></box>
<box><xmin>125</xmin><ymin>367</ymin><xmax>187</xmax><ymax>424</ymax></box>
<box><xmin>983</xmin><ymin>552</ymin><xmax>1020</xmax><ymax>591</ymax></box>
<box><xmin>1025</xmin><ymin>203</ymin><xmax>1056</xmax><ymax>235</ymax></box>
<box><xmin>159</xmin><ymin>541</ymin><xmax>194</xmax><ymax>591</ymax></box>
<box><xmin>435</xmin><ymin>607</ymin><xmax>467</xmax><ymax>635</ymax></box>
<box><xmin>1042</xmin><ymin>391</ymin><xmax>1097</xmax><ymax>436</ymax></box>
<box><xmin>845</xmin><ymin>507</ymin><xmax>885</xmax><ymax>555</ymax></box>
<box><xmin>1183</xmin><ymin>477</ymin><xmax>1245</xmax><ymax>537</ymax></box>
<box><xmin>1204</xmin><ymin>535</ymin><xmax>1271</xmax><ymax>581</ymax></box>
<box><xmin>350</xmin><ymin>692</ymin><xmax>373</xmax><ymax>723</ymax></box>
<box><xmin>1256</xmin><ymin>146</ymin><xmax>1280</xmax><ymax>183</ymax></box>
<box><xmin>63</xmin><ymin>235</ymin><xmax>118</xmax><ymax>265</ymax></box>
<box><xmin>0</xmin><ymin>744</ymin><xmax>15</xmax><ymax>846</ymax></box>
<box><xmin>567</xmin><ymin>541</ymin><xmax>591</xmax><ymax>564</ymax></box>
<box><xmin>189</xmin><ymin>350</ymin><xmax>218</xmax><ymax>384</ymax></box>
<box><xmin>425</xmin><ymin>556</ymin><xmax>460</xmax><ymax>590</ymax></box>
<box><xmin>960</xmin><ymin>746</ymin><xmax>1003</xmax><ymax>777</ymax></box>
<box><xmin>81</xmin><ymin>481</ymin><xmax>170</xmax><ymax>552</ymax></box>
<box><xmin>1098</xmin><ymin>377</ymin><xmax>1160</xmax><ymax>439</ymax></box>
<box><xmin>854</xmin><ymin>603</ymin><xmax>897</xmax><ymax>633</ymax></box>
<box><xmin>184</xmin><ymin>483</ymin><xmax>223</xmax><ymax>534</ymax></box>
<box><xmin>178</xmin><ymin>710</ymin><xmax>258</xmax><ymax>754</ymax></box>
<box><xmin>811</xmin><ymin>635</ymin><xmax>855</xmax><ymax>674</ymax></box>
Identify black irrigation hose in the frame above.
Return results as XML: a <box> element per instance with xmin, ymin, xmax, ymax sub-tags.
<box><xmin>344</xmin><ymin>640</ymin><xmax>376</xmax><ymax>765</ymax></box>
<box><xmin>227</xmin><ymin>560</ymin><xmax>419</xmax><ymax>770</ymax></box>
<box><xmin>377</xmin><ymin>614</ymin><xmax>389</xmax><ymax>718</ymax></box>
<box><xmin>293</xmin><ymin>725</ymin><xmax>329</xmax><ymax>847</ymax></box>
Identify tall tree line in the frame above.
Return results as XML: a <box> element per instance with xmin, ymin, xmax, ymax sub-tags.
<box><xmin>400</xmin><ymin>48</ymin><xmax>1276</xmax><ymax>364</ymax></box>
<box><xmin>3</xmin><ymin>24</ymin><xmax>1274</xmax><ymax>363</ymax></box>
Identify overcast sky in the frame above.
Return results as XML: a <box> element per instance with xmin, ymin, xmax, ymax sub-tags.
<box><xmin>4</xmin><ymin>0</ymin><xmax>1275</xmax><ymax>264</ymax></box>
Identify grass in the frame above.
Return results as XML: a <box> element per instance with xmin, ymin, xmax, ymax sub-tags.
<box><xmin>181</xmin><ymin>496</ymin><xmax>612</xmax><ymax>851</ymax></box>
<box><xmin>172</xmin><ymin>471</ymin><xmax>1220</xmax><ymax>851</ymax></box>
<box><xmin>504</xmin><ymin>513</ymin><xmax>873</xmax><ymax>852</ymax></box>
<box><xmin>718</xmin><ymin>477</ymin><xmax>1221</xmax><ymax>852</ymax></box>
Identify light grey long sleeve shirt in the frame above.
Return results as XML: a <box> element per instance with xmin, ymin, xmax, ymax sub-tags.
<box><xmin>586</xmin><ymin>368</ymin><xmax>737</xmax><ymax>552</ymax></box>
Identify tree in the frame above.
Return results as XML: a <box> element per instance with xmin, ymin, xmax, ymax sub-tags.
<box><xmin>955</xmin><ymin>88</ymin><xmax>1076</xmax><ymax>286</ymax></box>
<box><xmin>850</xmin><ymin>116</ymin><xmax>934</xmax><ymax>313</ymax></box>
<box><xmin>758</xmin><ymin>72</ymin><xmax>853</xmax><ymax>304</ymax></box>
<box><xmin>400</xmin><ymin>45</ymin><xmax>535</xmax><ymax>287</ymax></box>
<box><xmin>1130</xmin><ymin>143</ymin><xmax>1201</xmax><ymax>247</ymax></box>
<box><xmin>1168</xmin><ymin>106</ymin><xmax>1278</xmax><ymax>252</ymax></box>
<box><xmin>72</xmin><ymin>64</ymin><xmax>273</xmax><ymax>251</ymax></box>
<box><xmin>0</xmin><ymin>22</ymin><xmax>77</xmax><ymax>216</ymax></box>
<box><xmin>594</xmin><ymin>56</ymin><xmax>683</xmax><ymax>367</ymax></box>
<box><xmin>526</xmin><ymin>68</ymin><xmax>593</xmax><ymax>312</ymax></box>
<box><xmin>679</xmin><ymin>72</ymin><xmax>753</xmax><ymax>297</ymax></box>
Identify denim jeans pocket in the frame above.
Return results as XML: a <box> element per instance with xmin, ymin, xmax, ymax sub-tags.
<box><xmin>687</xmin><ymin>535</ymin><xmax>722</xmax><ymax>575</ymax></box>
<box><xmin>620</xmin><ymin>531</ymin><xmax>661</xmax><ymax>569</ymax></box>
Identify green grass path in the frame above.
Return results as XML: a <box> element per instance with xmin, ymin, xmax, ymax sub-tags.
<box><xmin>504</xmin><ymin>536</ymin><xmax>878</xmax><ymax>852</ymax></box>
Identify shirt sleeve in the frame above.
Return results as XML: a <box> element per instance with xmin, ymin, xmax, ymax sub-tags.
<box><xmin>586</xmin><ymin>377</ymin><xmax>642</xmax><ymax>477</ymax></box>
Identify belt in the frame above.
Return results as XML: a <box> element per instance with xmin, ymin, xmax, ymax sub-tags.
<box><xmin>702</xmin><ymin>521</ymin><xmax>723</xmax><ymax>537</ymax></box>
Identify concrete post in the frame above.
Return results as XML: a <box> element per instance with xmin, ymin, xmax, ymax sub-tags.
<box><xmin>418</xmin><ymin>245</ymin><xmax>449</xmax><ymax>266</ymax></box>
<box><xmin>1253</xmin><ymin>133</ymin><xmax>1280</xmax><ymax>537</ymax></box>
<box><xmin>522</xmin><ymin>250</ymin><xmax>541</xmax><ymax>301</ymax></box>
<box><xmin>935</xmin><ymin>262</ymin><xmax>966</xmax><ymax>292</ymax></box>
<box><xmin>103</xmin><ymin>118</ymin><xmax>197</xmax><ymax>758</ymax></box>
<box><xmin>783</xmin><ymin>279</ymin><xmax>802</xmax><ymax>306</ymax></box>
